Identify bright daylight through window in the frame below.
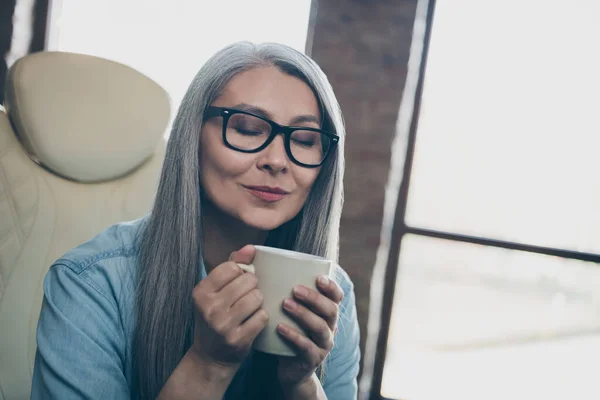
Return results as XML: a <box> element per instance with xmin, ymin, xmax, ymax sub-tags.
<box><xmin>382</xmin><ymin>0</ymin><xmax>600</xmax><ymax>399</ymax></box>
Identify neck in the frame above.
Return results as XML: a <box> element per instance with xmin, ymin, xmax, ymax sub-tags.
<box><xmin>201</xmin><ymin>197</ymin><xmax>268</xmax><ymax>272</ymax></box>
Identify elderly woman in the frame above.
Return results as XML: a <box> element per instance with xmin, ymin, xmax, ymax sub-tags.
<box><xmin>31</xmin><ymin>42</ymin><xmax>360</xmax><ymax>400</ymax></box>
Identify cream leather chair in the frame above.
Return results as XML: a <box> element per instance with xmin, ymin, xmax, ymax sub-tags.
<box><xmin>0</xmin><ymin>52</ymin><xmax>170</xmax><ymax>399</ymax></box>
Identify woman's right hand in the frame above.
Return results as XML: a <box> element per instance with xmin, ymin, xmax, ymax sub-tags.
<box><xmin>190</xmin><ymin>245</ymin><xmax>268</xmax><ymax>370</ymax></box>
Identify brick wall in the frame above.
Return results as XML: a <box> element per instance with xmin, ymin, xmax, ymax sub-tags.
<box><xmin>308</xmin><ymin>0</ymin><xmax>419</xmax><ymax>375</ymax></box>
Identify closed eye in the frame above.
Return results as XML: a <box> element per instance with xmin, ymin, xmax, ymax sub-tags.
<box><xmin>292</xmin><ymin>137</ymin><xmax>317</xmax><ymax>147</ymax></box>
<box><xmin>235</xmin><ymin>127</ymin><xmax>263</xmax><ymax>136</ymax></box>
<box><xmin>291</xmin><ymin>130</ymin><xmax>321</xmax><ymax>148</ymax></box>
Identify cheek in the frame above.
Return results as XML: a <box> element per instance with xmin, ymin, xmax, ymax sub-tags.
<box><xmin>200</xmin><ymin>131</ymin><xmax>255</xmax><ymax>180</ymax></box>
<box><xmin>293</xmin><ymin>168</ymin><xmax>321</xmax><ymax>200</ymax></box>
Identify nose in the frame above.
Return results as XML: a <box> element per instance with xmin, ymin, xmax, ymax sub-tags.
<box><xmin>257</xmin><ymin>134</ymin><xmax>288</xmax><ymax>173</ymax></box>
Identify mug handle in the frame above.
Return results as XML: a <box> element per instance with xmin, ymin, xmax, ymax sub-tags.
<box><xmin>236</xmin><ymin>263</ymin><xmax>255</xmax><ymax>274</ymax></box>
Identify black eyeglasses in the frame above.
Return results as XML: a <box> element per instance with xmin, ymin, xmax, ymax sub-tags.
<box><xmin>204</xmin><ymin>106</ymin><xmax>339</xmax><ymax>168</ymax></box>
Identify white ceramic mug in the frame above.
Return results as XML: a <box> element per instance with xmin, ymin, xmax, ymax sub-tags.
<box><xmin>237</xmin><ymin>245</ymin><xmax>334</xmax><ymax>357</ymax></box>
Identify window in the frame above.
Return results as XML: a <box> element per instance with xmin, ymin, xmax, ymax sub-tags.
<box><xmin>47</xmin><ymin>0</ymin><xmax>312</xmax><ymax>135</ymax></box>
<box><xmin>384</xmin><ymin>236</ymin><xmax>599</xmax><ymax>399</ymax></box>
<box><xmin>381</xmin><ymin>0</ymin><xmax>600</xmax><ymax>399</ymax></box>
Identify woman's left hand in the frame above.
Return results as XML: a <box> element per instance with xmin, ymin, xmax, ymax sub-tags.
<box><xmin>276</xmin><ymin>274</ymin><xmax>344</xmax><ymax>391</ymax></box>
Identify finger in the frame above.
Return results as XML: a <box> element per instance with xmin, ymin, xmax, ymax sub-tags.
<box><xmin>229</xmin><ymin>288</ymin><xmax>264</xmax><ymax>326</ymax></box>
<box><xmin>220</xmin><ymin>272</ymin><xmax>258</xmax><ymax>306</ymax></box>
<box><xmin>283</xmin><ymin>298</ymin><xmax>334</xmax><ymax>350</ymax></box>
<box><xmin>199</xmin><ymin>245</ymin><xmax>256</xmax><ymax>294</ymax></box>
<box><xmin>292</xmin><ymin>284</ymin><xmax>340</xmax><ymax>330</ymax></box>
<box><xmin>277</xmin><ymin>323</ymin><xmax>325</xmax><ymax>365</ymax></box>
<box><xmin>201</xmin><ymin>261</ymin><xmax>245</xmax><ymax>292</ymax></box>
<box><xmin>238</xmin><ymin>308</ymin><xmax>269</xmax><ymax>344</ymax></box>
<box><xmin>316</xmin><ymin>276</ymin><xmax>344</xmax><ymax>304</ymax></box>
<box><xmin>228</xmin><ymin>244</ymin><xmax>256</xmax><ymax>264</ymax></box>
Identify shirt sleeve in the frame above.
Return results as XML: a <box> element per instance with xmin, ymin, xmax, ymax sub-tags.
<box><xmin>322</xmin><ymin>271</ymin><xmax>361</xmax><ymax>400</ymax></box>
<box><xmin>31</xmin><ymin>263</ymin><xmax>130</xmax><ymax>399</ymax></box>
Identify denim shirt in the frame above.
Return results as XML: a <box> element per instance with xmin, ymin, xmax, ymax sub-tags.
<box><xmin>31</xmin><ymin>218</ymin><xmax>361</xmax><ymax>399</ymax></box>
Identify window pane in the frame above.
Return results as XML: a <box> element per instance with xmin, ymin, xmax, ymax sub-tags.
<box><xmin>405</xmin><ymin>0</ymin><xmax>600</xmax><ymax>253</ymax></box>
<box><xmin>382</xmin><ymin>234</ymin><xmax>600</xmax><ymax>400</ymax></box>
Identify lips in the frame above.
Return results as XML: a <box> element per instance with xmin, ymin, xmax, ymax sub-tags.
<box><xmin>245</xmin><ymin>186</ymin><xmax>289</xmax><ymax>194</ymax></box>
<box><xmin>244</xmin><ymin>185</ymin><xmax>290</xmax><ymax>202</ymax></box>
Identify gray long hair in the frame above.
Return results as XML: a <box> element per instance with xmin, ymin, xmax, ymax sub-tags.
<box><xmin>133</xmin><ymin>42</ymin><xmax>346</xmax><ymax>399</ymax></box>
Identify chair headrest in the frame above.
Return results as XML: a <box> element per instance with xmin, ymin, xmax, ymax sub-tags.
<box><xmin>4</xmin><ymin>52</ymin><xmax>170</xmax><ymax>182</ymax></box>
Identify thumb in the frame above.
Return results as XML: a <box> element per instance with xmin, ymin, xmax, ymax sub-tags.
<box><xmin>229</xmin><ymin>244</ymin><xmax>256</xmax><ymax>265</ymax></box>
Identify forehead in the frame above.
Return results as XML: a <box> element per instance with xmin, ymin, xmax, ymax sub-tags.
<box><xmin>216</xmin><ymin>66</ymin><xmax>320</xmax><ymax>122</ymax></box>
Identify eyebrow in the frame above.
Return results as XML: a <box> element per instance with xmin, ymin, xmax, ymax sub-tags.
<box><xmin>231</xmin><ymin>103</ymin><xmax>321</xmax><ymax>126</ymax></box>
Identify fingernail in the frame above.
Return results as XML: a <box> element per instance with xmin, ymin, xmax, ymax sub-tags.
<box><xmin>283</xmin><ymin>298</ymin><xmax>296</xmax><ymax>311</ymax></box>
<box><xmin>318</xmin><ymin>276</ymin><xmax>330</xmax><ymax>286</ymax></box>
<box><xmin>294</xmin><ymin>286</ymin><xmax>308</xmax><ymax>299</ymax></box>
<box><xmin>277</xmin><ymin>324</ymin><xmax>289</xmax><ymax>334</ymax></box>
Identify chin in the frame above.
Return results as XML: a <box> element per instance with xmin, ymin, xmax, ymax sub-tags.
<box><xmin>240</xmin><ymin>209</ymin><xmax>295</xmax><ymax>232</ymax></box>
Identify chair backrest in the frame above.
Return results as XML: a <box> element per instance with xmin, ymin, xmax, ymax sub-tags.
<box><xmin>0</xmin><ymin>51</ymin><xmax>170</xmax><ymax>399</ymax></box>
